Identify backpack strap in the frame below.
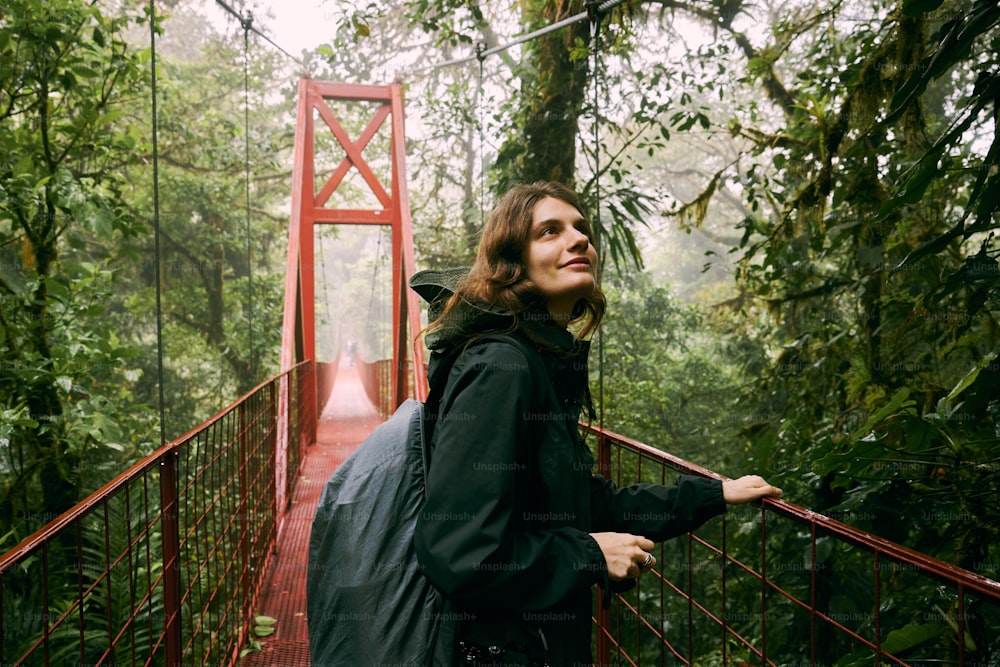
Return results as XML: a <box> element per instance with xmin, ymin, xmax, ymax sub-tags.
<box><xmin>418</xmin><ymin>332</ymin><xmax>546</xmax><ymax>482</ymax></box>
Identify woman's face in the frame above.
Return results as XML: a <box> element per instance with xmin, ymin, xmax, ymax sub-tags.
<box><xmin>523</xmin><ymin>196</ymin><xmax>597</xmax><ymax>323</ymax></box>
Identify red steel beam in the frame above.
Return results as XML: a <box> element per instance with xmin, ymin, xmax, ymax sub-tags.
<box><xmin>279</xmin><ymin>79</ymin><xmax>427</xmax><ymax>415</ymax></box>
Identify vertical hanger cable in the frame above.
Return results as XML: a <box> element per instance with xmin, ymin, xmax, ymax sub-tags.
<box><xmin>590</xmin><ymin>8</ymin><xmax>606</xmax><ymax>432</ymax></box>
<box><xmin>242</xmin><ymin>14</ymin><xmax>255</xmax><ymax>382</ymax></box>
<box><xmin>150</xmin><ymin>0</ymin><xmax>167</xmax><ymax>445</ymax></box>
<box><xmin>476</xmin><ymin>42</ymin><xmax>487</xmax><ymax>228</ymax></box>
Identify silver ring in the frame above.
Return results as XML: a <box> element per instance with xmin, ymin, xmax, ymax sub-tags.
<box><xmin>641</xmin><ymin>552</ymin><xmax>653</xmax><ymax>569</ymax></box>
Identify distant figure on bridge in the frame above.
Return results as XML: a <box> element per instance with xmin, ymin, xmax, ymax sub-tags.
<box><xmin>345</xmin><ymin>339</ymin><xmax>357</xmax><ymax>366</ymax></box>
<box><xmin>413</xmin><ymin>181</ymin><xmax>783</xmax><ymax>666</ymax></box>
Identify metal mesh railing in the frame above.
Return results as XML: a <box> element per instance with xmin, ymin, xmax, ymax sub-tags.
<box><xmin>6</xmin><ymin>364</ymin><xmax>997</xmax><ymax>666</ymax></box>
<box><xmin>0</xmin><ymin>362</ymin><xmax>312</xmax><ymax>666</ymax></box>
<box><xmin>357</xmin><ymin>357</ymin><xmax>414</xmax><ymax>420</ymax></box>
<box><xmin>286</xmin><ymin>360</ymin><xmax>316</xmax><ymax>508</ymax></box>
<box><xmin>585</xmin><ymin>424</ymin><xmax>1000</xmax><ymax>666</ymax></box>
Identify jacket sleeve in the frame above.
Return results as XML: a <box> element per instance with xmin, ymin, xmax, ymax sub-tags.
<box><xmin>414</xmin><ymin>341</ymin><xmax>608</xmax><ymax>611</ymax></box>
<box><xmin>588</xmin><ymin>474</ymin><xmax>726</xmax><ymax>542</ymax></box>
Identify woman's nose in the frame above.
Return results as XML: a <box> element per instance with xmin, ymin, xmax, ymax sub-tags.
<box><xmin>568</xmin><ymin>227</ymin><xmax>590</xmax><ymax>249</ymax></box>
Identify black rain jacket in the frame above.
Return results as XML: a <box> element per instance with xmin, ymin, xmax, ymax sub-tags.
<box><xmin>411</xmin><ymin>271</ymin><xmax>726</xmax><ymax>666</ymax></box>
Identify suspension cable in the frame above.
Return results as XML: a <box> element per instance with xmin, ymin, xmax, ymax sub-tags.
<box><xmin>242</xmin><ymin>15</ymin><xmax>255</xmax><ymax>384</ymax></box>
<box><xmin>149</xmin><ymin>0</ymin><xmax>166</xmax><ymax>445</ymax></box>
<box><xmin>406</xmin><ymin>0</ymin><xmax>630</xmax><ymax>75</ymax></box>
<box><xmin>590</xmin><ymin>8</ymin><xmax>606</xmax><ymax>431</ymax></box>
<box><xmin>215</xmin><ymin>0</ymin><xmax>305</xmax><ymax>67</ymax></box>
<box><xmin>476</xmin><ymin>41</ymin><xmax>487</xmax><ymax>229</ymax></box>
<box><xmin>366</xmin><ymin>228</ymin><xmax>385</xmax><ymax>360</ymax></box>
<box><xmin>316</xmin><ymin>228</ymin><xmax>333</xmax><ymax>356</ymax></box>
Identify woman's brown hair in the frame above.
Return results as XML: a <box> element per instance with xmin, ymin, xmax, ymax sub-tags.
<box><xmin>427</xmin><ymin>181</ymin><xmax>606</xmax><ymax>341</ymax></box>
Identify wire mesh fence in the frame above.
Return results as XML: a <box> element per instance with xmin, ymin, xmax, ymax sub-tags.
<box><xmin>0</xmin><ymin>362</ymin><xmax>313</xmax><ymax>666</ymax></box>
<box><xmin>5</xmin><ymin>364</ymin><xmax>997</xmax><ymax>666</ymax></box>
<box><xmin>585</xmin><ymin>424</ymin><xmax>1000</xmax><ymax>667</ymax></box>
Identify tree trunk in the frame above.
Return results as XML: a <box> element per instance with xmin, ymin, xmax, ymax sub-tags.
<box><xmin>494</xmin><ymin>0</ymin><xmax>591</xmax><ymax>192</ymax></box>
<box><xmin>27</xmin><ymin>212</ymin><xmax>79</xmax><ymax>521</ymax></box>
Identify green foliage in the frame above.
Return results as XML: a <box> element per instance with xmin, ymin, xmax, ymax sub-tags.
<box><xmin>595</xmin><ymin>269</ymin><xmax>766</xmax><ymax>472</ymax></box>
<box><xmin>1</xmin><ymin>28</ymin><xmax>290</xmax><ymax>667</ymax></box>
<box><xmin>110</xmin><ymin>16</ymin><xmax>290</xmax><ymax>436</ymax></box>
<box><xmin>45</xmin><ymin>508</ymin><xmax>165</xmax><ymax>664</ymax></box>
<box><xmin>404</xmin><ymin>0</ymin><xmax>486</xmax><ymax>46</ymax></box>
<box><xmin>0</xmin><ymin>0</ymin><xmax>151</xmax><ymax>536</ymax></box>
<box><xmin>575</xmin><ymin>0</ymin><xmax>1000</xmax><ymax>658</ymax></box>
<box><xmin>714</xmin><ymin>0</ymin><xmax>1000</xmax><ymax>580</ymax></box>
<box><xmin>2</xmin><ymin>486</ymin><xmax>166</xmax><ymax>664</ymax></box>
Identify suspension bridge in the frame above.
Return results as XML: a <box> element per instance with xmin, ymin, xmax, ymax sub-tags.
<box><xmin>1</xmin><ymin>77</ymin><xmax>998</xmax><ymax>666</ymax></box>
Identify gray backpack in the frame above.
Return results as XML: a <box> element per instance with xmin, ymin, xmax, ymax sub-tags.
<box><xmin>307</xmin><ymin>396</ymin><xmax>453</xmax><ymax>666</ymax></box>
<box><xmin>307</xmin><ymin>334</ymin><xmax>540</xmax><ymax>666</ymax></box>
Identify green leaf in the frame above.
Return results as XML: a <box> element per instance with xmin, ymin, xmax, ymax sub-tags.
<box><xmin>944</xmin><ymin>352</ymin><xmax>997</xmax><ymax>404</ymax></box>
<box><xmin>882</xmin><ymin>621</ymin><xmax>947</xmax><ymax>653</ymax></box>
<box><xmin>851</xmin><ymin>388</ymin><xmax>915</xmax><ymax>439</ymax></box>
<box><xmin>934</xmin><ymin>604</ymin><xmax>977</xmax><ymax>651</ymax></box>
<box><xmin>253</xmin><ymin>625</ymin><xmax>275</xmax><ymax>637</ymax></box>
<box><xmin>880</xmin><ymin>146</ymin><xmax>947</xmax><ymax>216</ymax></box>
<box><xmin>254</xmin><ymin>615</ymin><xmax>277</xmax><ymax>626</ymax></box>
<box><xmin>815</xmin><ymin>434</ymin><xmax>885</xmax><ymax>480</ymax></box>
<box><xmin>239</xmin><ymin>639</ymin><xmax>262</xmax><ymax>658</ymax></box>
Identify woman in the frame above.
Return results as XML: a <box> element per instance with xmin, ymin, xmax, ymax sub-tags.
<box><xmin>412</xmin><ymin>181</ymin><xmax>782</xmax><ymax>666</ymax></box>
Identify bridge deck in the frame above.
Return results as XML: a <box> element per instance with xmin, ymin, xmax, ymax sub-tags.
<box><xmin>242</xmin><ymin>357</ymin><xmax>380</xmax><ymax>666</ymax></box>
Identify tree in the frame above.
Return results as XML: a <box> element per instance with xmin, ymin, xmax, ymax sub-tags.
<box><xmin>110</xmin><ymin>5</ymin><xmax>292</xmax><ymax>435</ymax></box>
<box><xmin>596</xmin><ymin>269</ymin><xmax>768</xmax><ymax>471</ymax></box>
<box><xmin>491</xmin><ymin>0</ymin><xmax>591</xmax><ymax>191</ymax></box>
<box><xmin>0</xmin><ymin>0</ymin><xmax>149</xmax><ymax>535</ymax></box>
<box><xmin>630</xmin><ymin>1</ymin><xmax>999</xmax><ymax>653</ymax></box>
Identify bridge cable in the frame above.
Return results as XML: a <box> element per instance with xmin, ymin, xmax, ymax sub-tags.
<box><xmin>215</xmin><ymin>0</ymin><xmax>305</xmax><ymax>68</ymax></box>
<box><xmin>405</xmin><ymin>0</ymin><xmax>630</xmax><ymax>75</ymax></box>
<box><xmin>589</xmin><ymin>7</ymin><xmax>607</xmax><ymax>432</ymax></box>
<box><xmin>476</xmin><ymin>42</ymin><xmax>487</xmax><ymax>229</ymax></box>
<box><xmin>315</xmin><ymin>228</ymin><xmax>334</xmax><ymax>362</ymax></box>
<box><xmin>215</xmin><ymin>3</ymin><xmax>275</xmax><ymax>385</ymax></box>
<box><xmin>362</xmin><ymin>227</ymin><xmax>391</xmax><ymax>414</ymax></box>
<box><xmin>366</xmin><ymin>227</ymin><xmax>389</xmax><ymax>362</ymax></box>
<box><xmin>149</xmin><ymin>0</ymin><xmax>167</xmax><ymax>445</ymax></box>
<box><xmin>241</xmin><ymin>13</ymin><xmax>255</xmax><ymax>384</ymax></box>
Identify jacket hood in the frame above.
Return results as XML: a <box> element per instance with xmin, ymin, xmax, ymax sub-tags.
<box><xmin>409</xmin><ymin>267</ymin><xmax>515</xmax><ymax>351</ymax></box>
<box><xmin>410</xmin><ymin>267</ymin><xmax>595</xmax><ymax>420</ymax></box>
<box><xmin>409</xmin><ymin>266</ymin><xmax>591</xmax><ymax>355</ymax></box>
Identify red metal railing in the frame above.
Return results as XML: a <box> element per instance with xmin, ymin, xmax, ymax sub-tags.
<box><xmin>315</xmin><ymin>356</ymin><xmax>340</xmax><ymax>416</ymax></box>
<box><xmin>0</xmin><ymin>362</ymin><xmax>313</xmax><ymax>666</ymax></box>
<box><xmin>5</xmin><ymin>359</ymin><xmax>997</xmax><ymax>666</ymax></box>
<box><xmin>357</xmin><ymin>357</ymin><xmax>416</xmax><ymax>420</ymax></box>
<box><xmin>586</xmin><ymin>424</ymin><xmax>1000</xmax><ymax>666</ymax></box>
<box><xmin>285</xmin><ymin>362</ymin><xmax>316</xmax><ymax>509</ymax></box>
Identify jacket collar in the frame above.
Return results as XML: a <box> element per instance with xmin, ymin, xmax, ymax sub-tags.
<box><xmin>412</xmin><ymin>267</ymin><xmax>594</xmax><ymax>418</ymax></box>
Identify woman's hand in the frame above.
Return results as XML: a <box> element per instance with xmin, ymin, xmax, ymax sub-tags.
<box><xmin>589</xmin><ymin>532</ymin><xmax>656</xmax><ymax>581</ymax></box>
<box><xmin>722</xmin><ymin>475</ymin><xmax>783</xmax><ymax>504</ymax></box>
